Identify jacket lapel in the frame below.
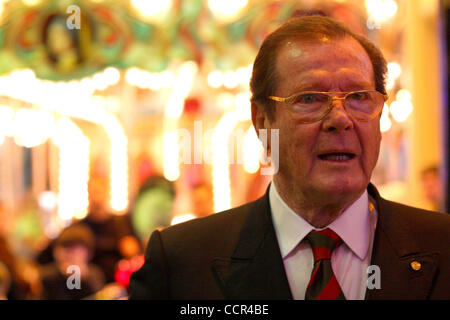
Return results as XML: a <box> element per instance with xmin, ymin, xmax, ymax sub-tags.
<box><xmin>211</xmin><ymin>192</ymin><xmax>293</xmax><ymax>299</ymax></box>
<box><xmin>366</xmin><ymin>184</ymin><xmax>439</xmax><ymax>300</ymax></box>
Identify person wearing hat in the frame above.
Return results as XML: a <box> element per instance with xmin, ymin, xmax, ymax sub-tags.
<box><xmin>39</xmin><ymin>224</ymin><xmax>105</xmax><ymax>299</ymax></box>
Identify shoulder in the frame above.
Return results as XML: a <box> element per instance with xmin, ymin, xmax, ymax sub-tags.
<box><xmin>40</xmin><ymin>263</ymin><xmax>62</xmax><ymax>282</ymax></box>
<box><xmin>157</xmin><ymin>200</ymin><xmax>258</xmax><ymax>249</ymax></box>
<box><xmin>381</xmin><ymin>198</ymin><xmax>450</xmax><ymax>227</ymax></box>
<box><xmin>379</xmin><ymin>198</ymin><xmax>450</xmax><ymax>248</ymax></box>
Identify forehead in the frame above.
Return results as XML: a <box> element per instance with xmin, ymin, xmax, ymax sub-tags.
<box><xmin>275</xmin><ymin>36</ymin><xmax>375</xmax><ymax>92</ymax></box>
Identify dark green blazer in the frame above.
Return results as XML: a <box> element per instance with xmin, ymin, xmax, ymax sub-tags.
<box><xmin>129</xmin><ymin>183</ymin><xmax>450</xmax><ymax>299</ymax></box>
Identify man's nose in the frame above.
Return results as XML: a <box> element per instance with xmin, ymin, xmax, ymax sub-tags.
<box><xmin>321</xmin><ymin>99</ymin><xmax>354</xmax><ymax>132</ymax></box>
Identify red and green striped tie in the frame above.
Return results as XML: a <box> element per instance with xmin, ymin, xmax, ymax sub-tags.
<box><xmin>305</xmin><ymin>228</ymin><xmax>346</xmax><ymax>300</ymax></box>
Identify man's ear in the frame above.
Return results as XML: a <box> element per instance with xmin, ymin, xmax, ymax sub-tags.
<box><xmin>251</xmin><ymin>102</ymin><xmax>270</xmax><ymax>137</ymax></box>
<box><xmin>251</xmin><ymin>101</ymin><xmax>274</xmax><ymax>163</ymax></box>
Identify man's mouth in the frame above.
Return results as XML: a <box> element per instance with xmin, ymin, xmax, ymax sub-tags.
<box><xmin>317</xmin><ymin>153</ymin><xmax>356</xmax><ymax>161</ymax></box>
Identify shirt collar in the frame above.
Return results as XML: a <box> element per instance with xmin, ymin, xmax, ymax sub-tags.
<box><xmin>269</xmin><ymin>182</ymin><xmax>371</xmax><ymax>260</ymax></box>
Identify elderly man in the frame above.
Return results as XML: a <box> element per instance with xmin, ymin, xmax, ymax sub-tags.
<box><xmin>129</xmin><ymin>16</ymin><xmax>450</xmax><ymax>300</ymax></box>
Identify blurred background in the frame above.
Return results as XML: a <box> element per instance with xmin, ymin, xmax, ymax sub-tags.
<box><xmin>0</xmin><ymin>0</ymin><xmax>447</xmax><ymax>299</ymax></box>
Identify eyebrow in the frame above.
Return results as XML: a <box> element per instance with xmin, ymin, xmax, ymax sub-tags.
<box><xmin>291</xmin><ymin>78</ymin><xmax>374</xmax><ymax>93</ymax></box>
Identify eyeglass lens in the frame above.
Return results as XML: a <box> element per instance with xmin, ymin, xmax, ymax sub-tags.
<box><xmin>289</xmin><ymin>92</ymin><xmax>383</xmax><ymax>121</ymax></box>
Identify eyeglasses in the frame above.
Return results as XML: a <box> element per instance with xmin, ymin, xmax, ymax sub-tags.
<box><xmin>268</xmin><ymin>90</ymin><xmax>388</xmax><ymax>123</ymax></box>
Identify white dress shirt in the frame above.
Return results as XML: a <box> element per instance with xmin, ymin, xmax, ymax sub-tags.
<box><xmin>269</xmin><ymin>182</ymin><xmax>378</xmax><ymax>300</ymax></box>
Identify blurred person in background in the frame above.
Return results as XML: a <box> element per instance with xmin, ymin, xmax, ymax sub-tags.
<box><xmin>191</xmin><ymin>182</ymin><xmax>214</xmax><ymax>218</ymax></box>
<box><xmin>38</xmin><ymin>175</ymin><xmax>137</xmax><ymax>284</ymax></box>
<box><xmin>0</xmin><ymin>262</ymin><xmax>11</xmax><ymax>300</ymax></box>
<box><xmin>420</xmin><ymin>165</ymin><xmax>444</xmax><ymax>212</ymax></box>
<box><xmin>40</xmin><ymin>224</ymin><xmax>105</xmax><ymax>300</ymax></box>
<box><xmin>102</xmin><ymin>175</ymin><xmax>178</xmax><ymax>292</ymax></box>
<box><xmin>79</xmin><ymin>176</ymin><xmax>137</xmax><ymax>283</ymax></box>
<box><xmin>0</xmin><ymin>233</ymin><xmax>33</xmax><ymax>299</ymax></box>
<box><xmin>131</xmin><ymin>175</ymin><xmax>176</xmax><ymax>246</ymax></box>
<box><xmin>12</xmin><ymin>192</ymin><xmax>47</xmax><ymax>259</ymax></box>
<box><xmin>114</xmin><ymin>235</ymin><xmax>144</xmax><ymax>290</ymax></box>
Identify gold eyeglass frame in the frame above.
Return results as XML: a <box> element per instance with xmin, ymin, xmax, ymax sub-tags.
<box><xmin>268</xmin><ymin>90</ymin><xmax>388</xmax><ymax>124</ymax></box>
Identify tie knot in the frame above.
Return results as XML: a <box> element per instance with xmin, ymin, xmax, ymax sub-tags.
<box><xmin>306</xmin><ymin>228</ymin><xmax>342</xmax><ymax>262</ymax></box>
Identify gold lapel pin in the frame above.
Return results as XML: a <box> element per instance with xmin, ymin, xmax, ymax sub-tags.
<box><xmin>369</xmin><ymin>202</ymin><xmax>375</xmax><ymax>213</ymax></box>
<box><xmin>410</xmin><ymin>261</ymin><xmax>421</xmax><ymax>271</ymax></box>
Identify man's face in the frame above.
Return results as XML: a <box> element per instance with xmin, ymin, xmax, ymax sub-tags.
<box><xmin>257</xmin><ymin>37</ymin><xmax>381</xmax><ymax>205</ymax></box>
<box><xmin>421</xmin><ymin>171</ymin><xmax>441</xmax><ymax>202</ymax></box>
<box><xmin>54</xmin><ymin>244</ymin><xmax>90</xmax><ymax>266</ymax></box>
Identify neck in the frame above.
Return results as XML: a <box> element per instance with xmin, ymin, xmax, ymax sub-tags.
<box><xmin>273</xmin><ymin>177</ymin><xmax>363</xmax><ymax>228</ymax></box>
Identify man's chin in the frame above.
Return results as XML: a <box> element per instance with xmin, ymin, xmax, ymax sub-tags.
<box><xmin>314</xmin><ymin>179</ymin><xmax>365</xmax><ymax>199</ymax></box>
